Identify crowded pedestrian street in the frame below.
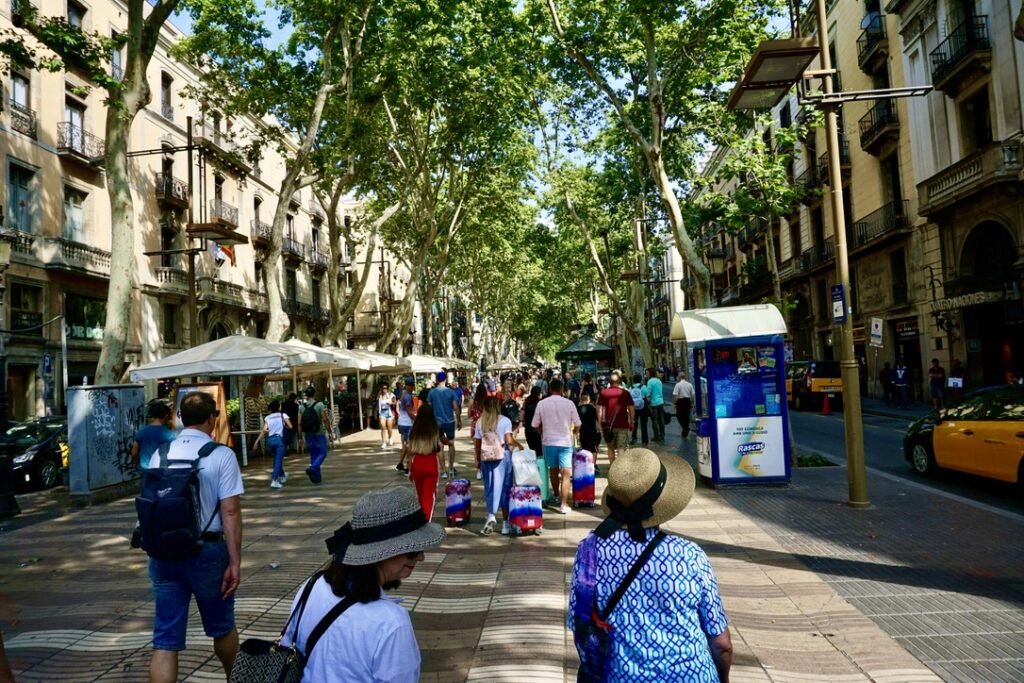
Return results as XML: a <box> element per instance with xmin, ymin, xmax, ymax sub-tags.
<box><xmin>5</xmin><ymin>410</ymin><xmax>1022</xmax><ymax>681</ymax></box>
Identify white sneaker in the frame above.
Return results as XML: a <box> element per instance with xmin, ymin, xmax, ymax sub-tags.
<box><xmin>279</xmin><ymin>474</ymin><xmax>288</xmax><ymax>484</ymax></box>
<box><xmin>270</xmin><ymin>479</ymin><xmax>283</xmax><ymax>489</ymax></box>
<box><xmin>475</xmin><ymin>469</ymin><xmax>482</xmax><ymax>480</ymax></box>
<box><xmin>380</xmin><ymin>442</ymin><xmax>388</xmax><ymax>450</ymax></box>
<box><xmin>441</xmin><ymin>470</ymin><xmax>449</xmax><ymax>479</ymax></box>
<box><xmin>559</xmin><ymin>505</ymin><xmax>572</xmax><ymax>515</ymax></box>
<box><xmin>500</xmin><ymin>521</ymin><xmax>511</xmax><ymax>535</ymax></box>
<box><xmin>388</xmin><ymin>439</ymin><xmax>394</xmax><ymax>447</ymax></box>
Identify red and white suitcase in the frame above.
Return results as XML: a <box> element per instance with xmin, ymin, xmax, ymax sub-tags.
<box><xmin>445</xmin><ymin>478</ymin><xmax>472</xmax><ymax>527</ymax></box>
<box><xmin>508</xmin><ymin>485</ymin><xmax>543</xmax><ymax>535</ymax></box>
<box><xmin>572</xmin><ymin>449</ymin><xmax>596</xmax><ymax>507</ymax></box>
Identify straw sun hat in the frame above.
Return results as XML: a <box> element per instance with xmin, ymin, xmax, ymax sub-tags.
<box><xmin>326</xmin><ymin>487</ymin><xmax>446</xmax><ymax>566</ymax></box>
<box><xmin>599</xmin><ymin>448</ymin><xmax>696</xmax><ymax>536</ymax></box>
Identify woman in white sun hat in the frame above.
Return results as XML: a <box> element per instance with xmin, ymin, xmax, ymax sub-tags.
<box><xmin>569</xmin><ymin>448</ymin><xmax>732</xmax><ymax>682</ymax></box>
<box><xmin>279</xmin><ymin>487</ymin><xmax>446</xmax><ymax>682</ymax></box>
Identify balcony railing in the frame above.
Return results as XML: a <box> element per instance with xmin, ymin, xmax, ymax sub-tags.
<box><xmin>41</xmin><ymin>237</ymin><xmax>111</xmax><ymax>276</ymax></box>
<box><xmin>57</xmin><ymin>122</ymin><xmax>105</xmax><ymax>162</ymax></box>
<box><xmin>210</xmin><ymin>199</ymin><xmax>238</xmax><ymax>227</ymax></box>
<box><xmin>818</xmin><ymin>136</ymin><xmax>852</xmax><ymax>183</ymax></box>
<box><xmin>794</xmin><ymin>166</ymin><xmax>820</xmax><ymax>204</ymax></box>
<box><xmin>852</xmin><ymin>199</ymin><xmax>910</xmax><ymax>249</ymax></box>
<box><xmin>250</xmin><ymin>219</ymin><xmax>272</xmax><ymax>243</ymax></box>
<box><xmin>155</xmin><ymin>173</ymin><xmax>189</xmax><ymax>208</ymax></box>
<box><xmin>283</xmin><ymin>236</ymin><xmax>304</xmax><ymax>260</ymax></box>
<box><xmin>7</xmin><ymin>99</ymin><xmax>37</xmax><ymax>138</ymax></box>
<box><xmin>929</xmin><ymin>16</ymin><xmax>991</xmax><ymax>94</ymax></box>
<box><xmin>858</xmin><ymin>100</ymin><xmax>899</xmax><ymax>153</ymax></box>
<box><xmin>155</xmin><ymin>267</ymin><xmax>187</xmax><ymax>288</ymax></box>
<box><xmin>799</xmin><ymin>237</ymin><xmax>835</xmax><ymax>271</ymax></box>
<box><xmin>918</xmin><ymin>139</ymin><xmax>1023</xmax><ymax>216</ymax></box>
<box><xmin>282</xmin><ymin>299</ymin><xmax>330</xmax><ymax>323</ymax></box>
<box><xmin>856</xmin><ymin>15</ymin><xmax>888</xmax><ymax>72</ymax></box>
<box><xmin>308</xmin><ymin>246</ymin><xmax>329</xmax><ymax>270</ymax></box>
<box><xmin>191</xmin><ymin>122</ymin><xmax>251</xmax><ymax>175</ymax></box>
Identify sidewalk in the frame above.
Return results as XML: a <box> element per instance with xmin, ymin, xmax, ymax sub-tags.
<box><xmin>2</xmin><ymin>427</ymin><xmax>948</xmax><ymax>682</ymax></box>
<box><xmin>859</xmin><ymin>396</ymin><xmax>933</xmax><ymax>421</ymax></box>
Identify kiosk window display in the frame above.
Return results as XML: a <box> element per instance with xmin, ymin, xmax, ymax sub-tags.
<box><xmin>676</xmin><ymin>305</ymin><xmax>791</xmax><ymax>485</ymax></box>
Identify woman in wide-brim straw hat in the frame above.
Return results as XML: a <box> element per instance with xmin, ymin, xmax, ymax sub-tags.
<box><xmin>280</xmin><ymin>487</ymin><xmax>445</xmax><ymax>682</ymax></box>
<box><xmin>568</xmin><ymin>448</ymin><xmax>733</xmax><ymax>682</ymax></box>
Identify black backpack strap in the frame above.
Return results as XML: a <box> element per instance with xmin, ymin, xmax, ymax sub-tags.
<box><xmin>196</xmin><ymin>440</ymin><xmax>225</xmax><ymax>534</ymax></box>
<box><xmin>280</xmin><ymin>570</ymin><xmax>325</xmax><ymax>642</ymax></box>
<box><xmin>302</xmin><ymin>595</ymin><xmax>357</xmax><ymax>659</ymax></box>
<box><xmin>197</xmin><ymin>441</ymin><xmax>221</xmax><ymax>459</ymax></box>
<box><xmin>598</xmin><ymin>531</ymin><xmax>667</xmax><ymax>621</ymax></box>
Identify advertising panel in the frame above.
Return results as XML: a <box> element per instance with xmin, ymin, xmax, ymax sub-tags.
<box><xmin>715</xmin><ymin>416</ymin><xmax>787</xmax><ymax>480</ymax></box>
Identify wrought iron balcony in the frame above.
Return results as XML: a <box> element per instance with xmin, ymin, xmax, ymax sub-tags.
<box><xmin>57</xmin><ymin>122</ymin><xmax>105</xmax><ymax>164</ymax></box>
<box><xmin>251</xmin><ymin>219</ymin><xmax>272</xmax><ymax>244</ymax></box>
<box><xmin>799</xmin><ymin>237</ymin><xmax>835</xmax><ymax>271</ymax></box>
<box><xmin>918</xmin><ymin>138</ymin><xmax>1023</xmax><ymax>216</ymax></box>
<box><xmin>929</xmin><ymin>15</ymin><xmax>991</xmax><ymax>96</ymax></box>
<box><xmin>210</xmin><ymin>199</ymin><xmax>238</xmax><ymax>227</ymax></box>
<box><xmin>155</xmin><ymin>173</ymin><xmax>189</xmax><ymax>209</ymax></box>
<box><xmin>307</xmin><ymin>246</ymin><xmax>329</xmax><ymax>270</ymax></box>
<box><xmin>794</xmin><ymin>166</ymin><xmax>820</xmax><ymax>205</ymax></box>
<box><xmin>283</xmin><ymin>236</ymin><xmax>304</xmax><ymax>261</ymax></box>
<box><xmin>7</xmin><ymin>99</ymin><xmax>36</xmax><ymax>138</ymax></box>
<box><xmin>857</xmin><ymin>14</ymin><xmax>888</xmax><ymax>73</ymax></box>
<box><xmin>858</xmin><ymin>100</ymin><xmax>899</xmax><ymax>155</ymax></box>
<box><xmin>818</xmin><ymin>136</ymin><xmax>852</xmax><ymax>183</ymax></box>
<box><xmin>40</xmin><ymin>236</ymin><xmax>111</xmax><ymax>277</ymax></box>
<box><xmin>191</xmin><ymin>122</ymin><xmax>251</xmax><ymax>176</ymax></box>
<box><xmin>852</xmin><ymin>200</ymin><xmax>910</xmax><ymax>250</ymax></box>
<box><xmin>349</xmin><ymin>321</ymin><xmax>380</xmax><ymax>340</ymax></box>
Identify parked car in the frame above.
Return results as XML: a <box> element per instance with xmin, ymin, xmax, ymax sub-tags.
<box><xmin>903</xmin><ymin>385</ymin><xmax>1024</xmax><ymax>485</ymax></box>
<box><xmin>786</xmin><ymin>360</ymin><xmax>844</xmax><ymax>411</ymax></box>
<box><xmin>1</xmin><ymin>417</ymin><xmax>68</xmax><ymax>490</ymax></box>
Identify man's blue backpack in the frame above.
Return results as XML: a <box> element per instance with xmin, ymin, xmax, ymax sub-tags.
<box><xmin>136</xmin><ymin>441</ymin><xmax>221</xmax><ymax>561</ymax></box>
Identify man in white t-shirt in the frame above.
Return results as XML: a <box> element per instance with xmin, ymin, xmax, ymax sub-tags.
<box><xmin>673</xmin><ymin>374</ymin><xmax>696</xmax><ymax>438</ymax></box>
<box><xmin>147</xmin><ymin>391</ymin><xmax>245</xmax><ymax>683</ymax></box>
<box><xmin>531</xmin><ymin>378</ymin><xmax>581</xmax><ymax>514</ymax></box>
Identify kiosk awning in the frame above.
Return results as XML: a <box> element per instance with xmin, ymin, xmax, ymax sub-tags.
<box><xmin>669</xmin><ymin>305</ymin><xmax>787</xmax><ymax>344</ymax></box>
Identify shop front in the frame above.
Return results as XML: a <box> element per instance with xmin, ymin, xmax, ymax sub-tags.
<box><xmin>892</xmin><ymin>316</ymin><xmax>922</xmax><ymax>401</ymax></box>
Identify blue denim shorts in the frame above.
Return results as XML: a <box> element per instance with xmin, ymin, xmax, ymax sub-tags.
<box><xmin>438</xmin><ymin>422</ymin><xmax>456</xmax><ymax>440</ymax></box>
<box><xmin>543</xmin><ymin>445</ymin><xmax>574</xmax><ymax>469</ymax></box>
<box><xmin>398</xmin><ymin>424</ymin><xmax>412</xmax><ymax>443</ymax></box>
<box><xmin>149</xmin><ymin>540</ymin><xmax>235</xmax><ymax>650</ymax></box>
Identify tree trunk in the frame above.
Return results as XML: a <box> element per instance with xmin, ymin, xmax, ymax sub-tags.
<box><xmin>765</xmin><ymin>213</ymin><xmax>783</xmax><ymax>304</ymax></box>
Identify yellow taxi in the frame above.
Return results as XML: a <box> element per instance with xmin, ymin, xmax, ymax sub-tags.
<box><xmin>904</xmin><ymin>385</ymin><xmax>1024</xmax><ymax>484</ymax></box>
<box><xmin>785</xmin><ymin>360</ymin><xmax>844</xmax><ymax>411</ymax></box>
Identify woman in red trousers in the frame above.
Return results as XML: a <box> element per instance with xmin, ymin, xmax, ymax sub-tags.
<box><xmin>406</xmin><ymin>404</ymin><xmax>449</xmax><ymax>522</ymax></box>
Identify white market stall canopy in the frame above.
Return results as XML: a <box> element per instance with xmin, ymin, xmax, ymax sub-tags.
<box><xmin>669</xmin><ymin>304</ymin><xmax>787</xmax><ymax>344</ymax></box>
<box><xmin>282</xmin><ymin>339</ymin><xmax>371</xmax><ymax>375</ymax></box>
<box><xmin>443</xmin><ymin>357</ymin><xmax>477</xmax><ymax>371</ymax></box>
<box><xmin>129</xmin><ymin>335</ymin><xmax>334</xmax><ymax>381</ymax></box>
<box><xmin>488</xmin><ymin>356</ymin><xmax>520</xmax><ymax>372</ymax></box>
<box><xmin>402</xmin><ymin>354</ymin><xmax>447</xmax><ymax>374</ymax></box>
<box><xmin>347</xmin><ymin>349</ymin><xmax>409</xmax><ymax>374</ymax></box>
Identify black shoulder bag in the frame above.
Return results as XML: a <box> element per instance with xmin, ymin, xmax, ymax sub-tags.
<box><xmin>574</xmin><ymin>531</ymin><xmax>667</xmax><ymax>682</ymax></box>
<box><xmin>230</xmin><ymin>570</ymin><xmax>356</xmax><ymax>683</ymax></box>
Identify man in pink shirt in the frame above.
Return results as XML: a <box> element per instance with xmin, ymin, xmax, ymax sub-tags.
<box><xmin>531</xmin><ymin>378</ymin><xmax>581</xmax><ymax>514</ymax></box>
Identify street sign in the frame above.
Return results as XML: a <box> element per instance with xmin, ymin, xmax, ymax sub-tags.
<box><xmin>869</xmin><ymin>317</ymin><xmax>883</xmax><ymax>347</ymax></box>
<box><xmin>831</xmin><ymin>284</ymin><xmax>847</xmax><ymax>324</ymax></box>
<box><xmin>42</xmin><ymin>352</ymin><xmax>53</xmax><ymax>376</ymax></box>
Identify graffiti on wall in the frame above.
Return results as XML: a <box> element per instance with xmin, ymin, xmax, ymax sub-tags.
<box><xmin>68</xmin><ymin>385</ymin><xmax>145</xmax><ymax>494</ymax></box>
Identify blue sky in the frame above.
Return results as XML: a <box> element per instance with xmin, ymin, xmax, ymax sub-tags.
<box><xmin>171</xmin><ymin>0</ymin><xmax>291</xmax><ymax>47</ymax></box>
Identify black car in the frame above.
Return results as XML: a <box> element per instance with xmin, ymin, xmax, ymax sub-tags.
<box><xmin>1</xmin><ymin>417</ymin><xmax>68</xmax><ymax>489</ymax></box>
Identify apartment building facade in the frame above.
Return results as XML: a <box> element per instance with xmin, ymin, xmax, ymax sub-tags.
<box><xmin>1</xmin><ymin>0</ymin><xmax>422</xmax><ymax>418</ymax></box>
<box><xmin>689</xmin><ymin>0</ymin><xmax>1023</xmax><ymax>398</ymax></box>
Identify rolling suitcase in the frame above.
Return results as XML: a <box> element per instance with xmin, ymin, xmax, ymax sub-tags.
<box><xmin>572</xmin><ymin>449</ymin><xmax>596</xmax><ymax>507</ymax></box>
<box><xmin>508</xmin><ymin>485</ymin><xmax>543</xmax><ymax>535</ymax></box>
<box><xmin>445</xmin><ymin>478</ymin><xmax>472</xmax><ymax>527</ymax></box>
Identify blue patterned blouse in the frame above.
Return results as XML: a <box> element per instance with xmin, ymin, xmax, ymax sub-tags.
<box><xmin>567</xmin><ymin>528</ymin><xmax>729</xmax><ymax>682</ymax></box>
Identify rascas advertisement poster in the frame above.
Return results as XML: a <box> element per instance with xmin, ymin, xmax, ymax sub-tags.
<box><xmin>715</xmin><ymin>416</ymin><xmax>786</xmax><ymax>479</ymax></box>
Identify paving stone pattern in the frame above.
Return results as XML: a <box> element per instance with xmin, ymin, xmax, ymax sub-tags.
<box><xmin>707</xmin><ymin>454</ymin><xmax>1024</xmax><ymax>683</ymax></box>
<box><xmin>1</xmin><ymin>426</ymin><xmax>941</xmax><ymax>682</ymax></box>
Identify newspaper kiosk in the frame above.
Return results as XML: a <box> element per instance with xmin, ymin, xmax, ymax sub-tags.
<box><xmin>670</xmin><ymin>305</ymin><xmax>791</xmax><ymax>484</ymax></box>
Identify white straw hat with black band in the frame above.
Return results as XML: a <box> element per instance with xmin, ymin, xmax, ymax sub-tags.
<box><xmin>325</xmin><ymin>487</ymin><xmax>446</xmax><ymax>565</ymax></box>
<box><xmin>596</xmin><ymin>448</ymin><xmax>696</xmax><ymax>541</ymax></box>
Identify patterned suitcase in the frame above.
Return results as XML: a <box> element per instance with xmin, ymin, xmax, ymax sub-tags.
<box><xmin>572</xmin><ymin>449</ymin><xmax>596</xmax><ymax>507</ymax></box>
<box><xmin>445</xmin><ymin>478</ymin><xmax>472</xmax><ymax>527</ymax></box>
<box><xmin>508</xmin><ymin>485</ymin><xmax>543</xmax><ymax>535</ymax></box>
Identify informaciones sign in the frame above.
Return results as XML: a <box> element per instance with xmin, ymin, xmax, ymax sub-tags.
<box><xmin>831</xmin><ymin>284</ymin><xmax>847</xmax><ymax>323</ymax></box>
<box><xmin>715</xmin><ymin>416</ymin><xmax>787</xmax><ymax>480</ymax></box>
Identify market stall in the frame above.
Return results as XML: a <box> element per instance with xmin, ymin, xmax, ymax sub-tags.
<box><xmin>670</xmin><ymin>305</ymin><xmax>791</xmax><ymax>485</ymax></box>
